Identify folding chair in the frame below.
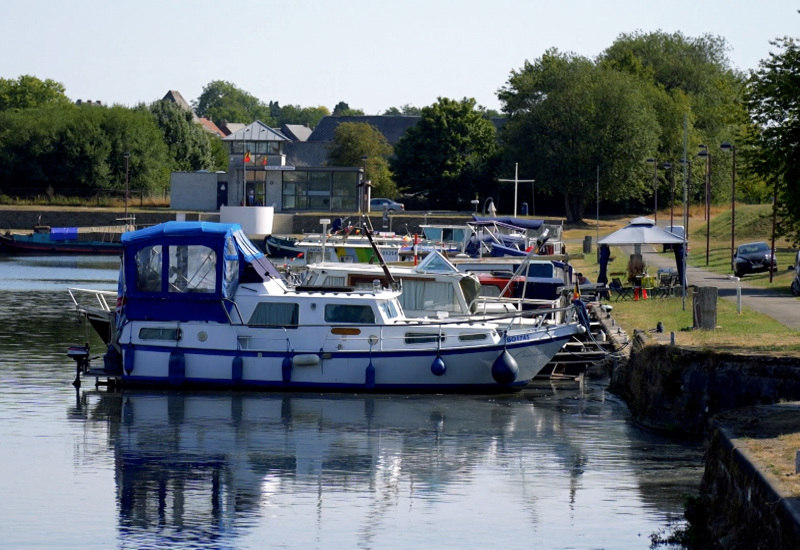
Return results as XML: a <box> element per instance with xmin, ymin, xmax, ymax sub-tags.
<box><xmin>610</xmin><ymin>277</ymin><xmax>633</xmax><ymax>301</ymax></box>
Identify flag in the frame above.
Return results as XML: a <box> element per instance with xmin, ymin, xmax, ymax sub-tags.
<box><xmin>262</xmin><ymin>156</ymin><xmax>268</xmax><ymax>166</ymax></box>
<box><xmin>244</xmin><ymin>151</ymin><xmax>251</xmax><ymax>163</ymax></box>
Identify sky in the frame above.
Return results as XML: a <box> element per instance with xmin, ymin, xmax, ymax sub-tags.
<box><xmin>2</xmin><ymin>0</ymin><xmax>797</xmax><ymax>115</ymax></box>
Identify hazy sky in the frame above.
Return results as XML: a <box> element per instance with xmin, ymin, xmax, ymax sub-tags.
<box><xmin>3</xmin><ymin>1</ymin><xmax>797</xmax><ymax>115</ymax></box>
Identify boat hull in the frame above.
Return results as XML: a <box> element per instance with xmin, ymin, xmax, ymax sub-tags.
<box><xmin>0</xmin><ymin>234</ymin><xmax>122</xmax><ymax>254</ymax></box>
<box><xmin>117</xmin><ymin>321</ymin><xmax>577</xmax><ymax>392</ymax></box>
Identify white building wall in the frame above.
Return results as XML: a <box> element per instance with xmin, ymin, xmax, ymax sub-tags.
<box><xmin>170</xmin><ymin>172</ymin><xmax>220</xmax><ymax>211</ymax></box>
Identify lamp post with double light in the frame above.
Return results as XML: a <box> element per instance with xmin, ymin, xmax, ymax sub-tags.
<box><xmin>645</xmin><ymin>158</ymin><xmax>658</xmax><ymax>223</ymax></box>
<box><xmin>720</xmin><ymin>142</ymin><xmax>736</xmax><ymax>269</ymax></box>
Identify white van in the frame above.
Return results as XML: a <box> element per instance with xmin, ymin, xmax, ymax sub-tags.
<box><xmin>663</xmin><ymin>225</ymin><xmax>687</xmax><ymax>252</ymax></box>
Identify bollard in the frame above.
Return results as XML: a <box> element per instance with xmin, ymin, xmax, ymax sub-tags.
<box><xmin>670</xmin><ymin>332</ymin><xmax>675</xmax><ymax>345</ymax></box>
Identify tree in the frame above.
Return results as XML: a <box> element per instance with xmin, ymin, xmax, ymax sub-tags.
<box><xmin>383</xmin><ymin>104</ymin><xmax>423</xmax><ymax>116</ymax></box>
<box><xmin>327</xmin><ymin>122</ymin><xmax>396</xmax><ymax>198</ymax></box>
<box><xmin>498</xmin><ymin>49</ymin><xmax>660</xmax><ymax>222</ymax></box>
<box><xmin>332</xmin><ymin>101</ymin><xmax>364</xmax><ymax>116</ymax></box>
<box><xmin>0</xmin><ymin>75</ymin><xmax>71</xmax><ymax>111</ymax></box>
<box><xmin>391</xmin><ymin>97</ymin><xmax>498</xmax><ymax>208</ymax></box>
<box><xmin>745</xmin><ymin>34</ymin><xmax>800</xmax><ymax>245</ymax></box>
<box><xmin>273</xmin><ymin>103</ymin><xmax>330</xmax><ymax>128</ymax></box>
<box><xmin>0</xmin><ymin>103</ymin><xmax>171</xmax><ymax>198</ymax></box>
<box><xmin>600</xmin><ymin>31</ymin><xmax>747</xmax><ymax>205</ymax></box>
<box><xmin>147</xmin><ymin>100</ymin><xmax>220</xmax><ymax>172</ymax></box>
<box><xmin>193</xmin><ymin>80</ymin><xmax>275</xmax><ymax>126</ymax></box>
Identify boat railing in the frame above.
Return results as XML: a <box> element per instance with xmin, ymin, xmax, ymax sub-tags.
<box><xmin>68</xmin><ymin>287</ymin><xmax>116</xmax><ymax>315</ymax></box>
<box><xmin>234</xmin><ymin>304</ymin><xmax>579</xmax><ymax>352</ymax></box>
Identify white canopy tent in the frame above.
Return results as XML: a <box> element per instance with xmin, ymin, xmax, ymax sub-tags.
<box><xmin>596</xmin><ymin>217</ymin><xmax>687</xmax><ymax>289</ymax></box>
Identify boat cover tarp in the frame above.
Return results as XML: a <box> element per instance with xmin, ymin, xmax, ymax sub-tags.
<box><xmin>471</xmin><ymin>215</ymin><xmax>544</xmax><ymax>230</ymax></box>
<box><xmin>50</xmin><ymin>227</ymin><xmax>78</xmax><ymax>241</ymax></box>
<box><xmin>121</xmin><ymin>221</ymin><xmax>282</xmax><ymax>322</ymax></box>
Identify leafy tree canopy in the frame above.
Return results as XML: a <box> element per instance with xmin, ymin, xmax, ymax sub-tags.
<box><xmin>499</xmin><ymin>49</ymin><xmax>659</xmax><ymax>222</ymax></box>
<box><xmin>146</xmin><ymin>100</ymin><xmax>222</xmax><ymax>172</ymax></box>
<box><xmin>383</xmin><ymin>104</ymin><xmax>423</xmax><ymax>116</ymax></box>
<box><xmin>332</xmin><ymin>101</ymin><xmax>365</xmax><ymax>116</ymax></box>
<box><xmin>0</xmin><ymin>75</ymin><xmax>72</xmax><ymax>111</ymax></box>
<box><xmin>270</xmin><ymin>102</ymin><xmax>330</xmax><ymax>128</ymax></box>
<box><xmin>391</xmin><ymin>97</ymin><xmax>498</xmax><ymax>208</ymax></box>
<box><xmin>193</xmin><ymin>80</ymin><xmax>276</xmax><ymax>127</ymax></box>
<box><xmin>327</xmin><ymin>122</ymin><xmax>396</xmax><ymax>198</ymax></box>
<box><xmin>745</xmin><ymin>33</ymin><xmax>800</xmax><ymax>245</ymax></box>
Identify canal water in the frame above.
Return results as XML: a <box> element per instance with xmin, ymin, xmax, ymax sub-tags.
<box><xmin>0</xmin><ymin>254</ymin><xmax>703</xmax><ymax>549</ymax></box>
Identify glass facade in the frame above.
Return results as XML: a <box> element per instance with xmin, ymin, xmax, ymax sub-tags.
<box><xmin>282</xmin><ymin>169</ymin><xmax>359</xmax><ymax>212</ymax></box>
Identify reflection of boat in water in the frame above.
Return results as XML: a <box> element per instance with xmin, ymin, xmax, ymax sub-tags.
<box><xmin>80</xmin><ymin>391</ymin><xmax>562</xmax><ymax>545</ymax></box>
<box><xmin>68</xmin><ymin>221</ymin><xmax>583</xmax><ymax>392</ymax></box>
<box><xmin>69</xmin><ymin>384</ymin><xmax>701</xmax><ymax>548</ymax></box>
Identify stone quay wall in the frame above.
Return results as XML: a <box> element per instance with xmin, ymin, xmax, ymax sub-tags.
<box><xmin>610</xmin><ymin>337</ymin><xmax>800</xmax><ymax>438</ymax></box>
<box><xmin>695</xmin><ymin>419</ymin><xmax>800</xmax><ymax>549</ymax></box>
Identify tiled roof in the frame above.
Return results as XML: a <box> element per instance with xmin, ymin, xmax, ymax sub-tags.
<box><xmin>281</xmin><ymin>124</ymin><xmax>313</xmax><ymax>142</ymax></box>
<box><xmin>198</xmin><ymin>118</ymin><xmax>224</xmax><ymax>137</ymax></box>
<box><xmin>307</xmin><ymin>116</ymin><xmax>421</xmax><ymax>144</ymax></box>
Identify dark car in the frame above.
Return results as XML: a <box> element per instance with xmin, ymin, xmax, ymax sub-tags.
<box><xmin>733</xmin><ymin>241</ymin><xmax>777</xmax><ymax>277</ymax></box>
<box><xmin>370</xmin><ymin>198</ymin><xmax>405</xmax><ymax>212</ymax></box>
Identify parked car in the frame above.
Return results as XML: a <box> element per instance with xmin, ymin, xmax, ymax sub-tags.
<box><xmin>791</xmin><ymin>251</ymin><xmax>800</xmax><ymax>296</ymax></box>
<box><xmin>662</xmin><ymin>225</ymin><xmax>688</xmax><ymax>252</ymax></box>
<box><xmin>733</xmin><ymin>241</ymin><xmax>777</xmax><ymax>277</ymax></box>
<box><xmin>370</xmin><ymin>198</ymin><xmax>405</xmax><ymax>212</ymax></box>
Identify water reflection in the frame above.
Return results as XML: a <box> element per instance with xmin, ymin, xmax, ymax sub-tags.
<box><xmin>71</xmin><ymin>388</ymin><xmax>701</xmax><ymax>549</ymax></box>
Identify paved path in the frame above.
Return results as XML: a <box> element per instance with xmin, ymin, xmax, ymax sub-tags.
<box><xmin>625</xmin><ymin>246</ymin><xmax>800</xmax><ymax>331</ymax></box>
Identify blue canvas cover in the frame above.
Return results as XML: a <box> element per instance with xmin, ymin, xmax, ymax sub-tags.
<box><xmin>50</xmin><ymin>227</ymin><xmax>78</xmax><ymax>241</ymax></box>
<box><xmin>120</xmin><ymin>221</ymin><xmax>281</xmax><ymax>323</ymax></box>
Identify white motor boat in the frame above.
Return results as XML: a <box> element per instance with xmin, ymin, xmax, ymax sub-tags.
<box><xmin>68</xmin><ymin>221</ymin><xmax>584</xmax><ymax>392</ymax></box>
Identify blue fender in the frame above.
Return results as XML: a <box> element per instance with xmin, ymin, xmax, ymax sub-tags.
<box><xmin>282</xmin><ymin>356</ymin><xmax>292</xmax><ymax>383</ymax></box>
<box><xmin>431</xmin><ymin>356</ymin><xmax>446</xmax><ymax>376</ymax></box>
<box><xmin>365</xmin><ymin>361</ymin><xmax>376</xmax><ymax>389</ymax></box>
<box><xmin>168</xmin><ymin>348</ymin><xmax>185</xmax><ymax>387</ymax></box>
<box><xmin>232</xmin><ymin>355</ymin><xmax>244</xmax><ymax>385</ymax></box>
<box><xmin>123</xmin><ymin>345</ymin><xmax>135</xmax><ymax>375</ymax></box>
<box><xmin>492</xmin><ymin>350</ymin><xmax>519</xmax><ymax>384</ymax></box>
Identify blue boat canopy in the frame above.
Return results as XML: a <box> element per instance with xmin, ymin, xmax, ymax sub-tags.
<box><xmin>120</xmin><ymin>221</ymin><xmax>283</xmax><ymax>322</ymax></box>
<box><xmin>471</xmin><ymin>215</ymin><xmax>544</xmax><ymax>231</ymax></box>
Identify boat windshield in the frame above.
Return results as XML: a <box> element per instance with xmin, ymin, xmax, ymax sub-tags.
<box><xmin>168</xmin><ymin>245</ymin><xmax>217</xmax><ymax>293</ymax></box>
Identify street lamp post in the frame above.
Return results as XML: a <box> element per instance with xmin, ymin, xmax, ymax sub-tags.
<box><xmin>698</xmin><ymin>145</ymin><xmax>711</xmax><ymax>266</ymax></box>
<box><xmin>645</xmin><ymin>158</ymin><xmax>658</xmax><ymax>223</ymax></box>
<box><xmin>361</xmin><ymin>155</ymin><xmax>368</xmax><ymax>214</ymax></box>
<box><xmin>771</xmin><ymin>181</ymin><xmax>777</xmax><ymax>282</ymax></box>
<box><xmin>123</xmin><ymin>151</ymin><xmax>131</xmax><ymax>219</ymax></box>
<box><xmin>720</xmin><ymin>142</ymin><xmax>736</xmax><ymax>269</ymax></box>
<box><xmin>662</xmin><ymin>161</ymin><xmax>674</xmax><ymax>228</ymax></box>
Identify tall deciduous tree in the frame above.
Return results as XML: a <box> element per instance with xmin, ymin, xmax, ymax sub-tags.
<box><xmin>391</xmin><ymin>97</ymin><xmax>498</xmax><ymax>208</ymax></box>
<box><xmin>146</xmin><ymin>100</ymin><xmax>219</xmax><ymax>172</ymax></box>
<box><xmin>193</xmin><ymin>80</ymin><xmax>275</xmax><ymax>126</ymax></box>
<box><xmin>0</xmin><ymin>75</ymin><xmax>71</xmax><ymax>111</ymax></box>
<box><xmin>327</xmin><ymin>122</ymin><xmax>396</xmax><ymax>198</ymax></box>
<box><xmin>745</xmin><ymin>34</ymin><xmax>800</xmax><ymax>245</ymax></box>
<box><xmin>600</xmin><ymin>31</ymin><xmax>747</xmax><ymax>204</ymax></box>
<box><xmin>499</xmin><ymin>50</ymin><xmax>659</xmax><ymax>222</ymax></box>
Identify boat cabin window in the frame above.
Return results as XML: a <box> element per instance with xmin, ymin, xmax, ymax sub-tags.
<box><xmin>400</xmin><ymin>279</ymin><xmax>461</xmax><ymax>313</ymax></box>
<box><xmin>135</xmin><ymin>245</ymin><xmax>163</xmax><ymax>292</ymax></box>
<box><xmin>248</xmin><ymin>302</ymin><xmax>299</xmax><ymax>327</ymax></box>
<box><xmin>168</xmin><ymin>245</ymin><xmax>216</xmax><ymax>293</ymax></box>
<box><xmin>404</xmin><ymin>332</ymin><xmax>445</xmax><ymax>344</ymax></box>
<box><xmin>379</xmin><ymin>300</ymin><xmax>400</xmax><ymax>319</ymax></box>
<box><xmin>324</xmin><ymin>304</ymin><xmax>375</xmax><ymax>324</ymax></box>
